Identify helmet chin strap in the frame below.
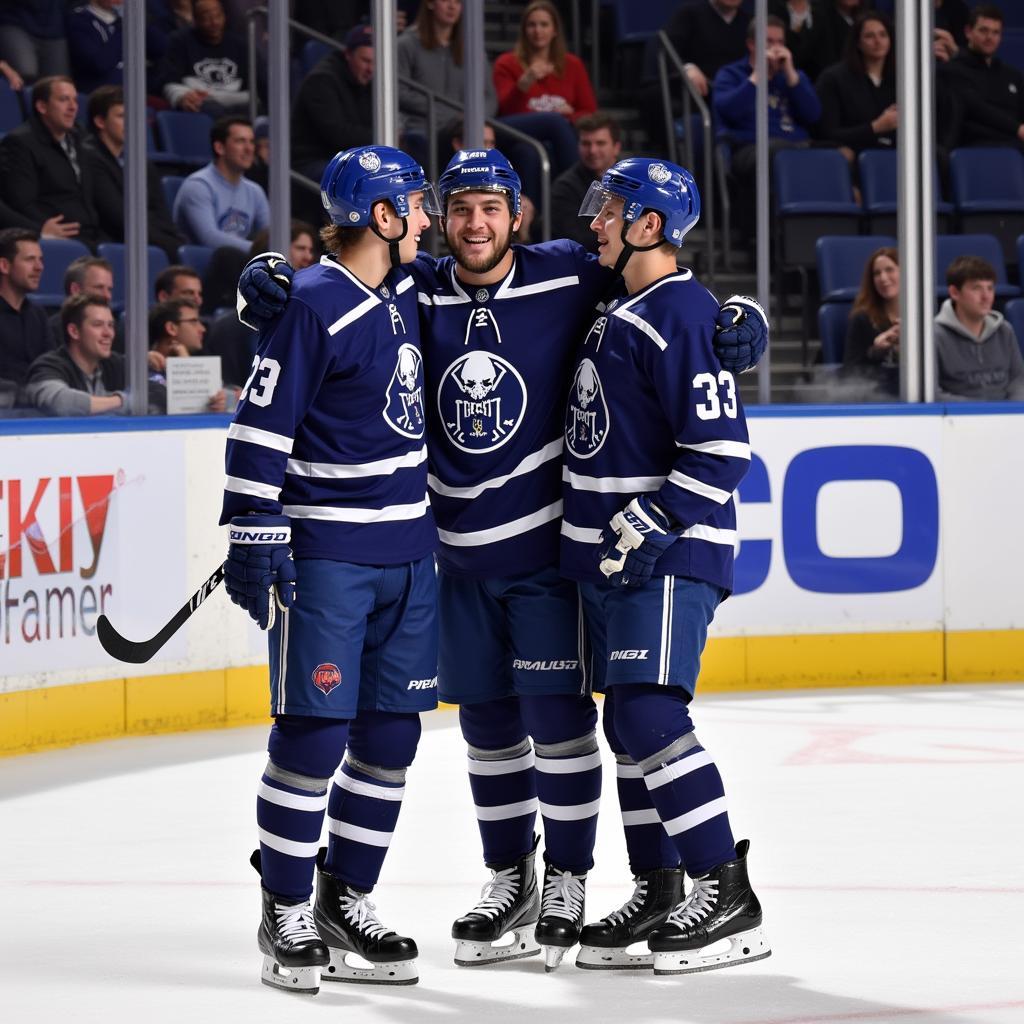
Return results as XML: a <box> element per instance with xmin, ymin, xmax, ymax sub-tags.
<box><xmin>612</xmin><ymin>216</ymin><xmax>664</xmax><ymax>276</ymax></box>
<box><xmin>370</xmin><ymin>215</ymin><xmax>409</xmax><ymax>269</ymax></box>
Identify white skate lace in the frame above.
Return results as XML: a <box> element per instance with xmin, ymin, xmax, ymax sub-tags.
<box><xmin>604</xmin><ymin>878</ymin><xmax>648</xmax><ymax>926</ymax></box>
<box><xmin>275</xmin><ymin>899</ymin><xmax>320</xmax><ymax>942</ymax></box>
<box><xmin>339</xmin><ymin>891</ymin><xmax>391</xmax><ymax>941</ymax></box>
<box><xmin>665</xmin><ymin>877</ymin><xmax>718</xmax><ymax>930</ymax></box>
<box><xmin>541</xmin><ymin>870</ymin><xmax>585</xmax><ymax>922</ymax></box>
<box><xmin>470</xmin><ymin>867</ymin><xmax>520</xmax><ymax>919</ymax></box>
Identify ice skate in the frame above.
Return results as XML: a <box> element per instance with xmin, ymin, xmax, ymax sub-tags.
<box><xmin>315</xmin><ymin>860</ymin><xmax>419</xmax><ymax>985</ymax></box>
<box><xmin>649</xmin><ymin>840</ymin><xmax>771</xmax><ymax>975</ymax></box>
<box><xmin>252</xmin><ymin>851</ymin><xmax>328</xmax><ymax>995</ymax></box>
<box><xmin>535</xmin><ymin>857</ymin><xmax>587</xmax><ymax>972</ymax></box>
<box><xmin>452</xmin><ymin>837</ymin><xmax>541</xmax><ymax>966</ymax></box>
<box><xmin>576</xmin><ymin>867</ymin><xmax>684</xmax><ymax>970</ymax></box>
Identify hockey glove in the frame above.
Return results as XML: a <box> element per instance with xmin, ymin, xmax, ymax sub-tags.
<box><xmin>237</xmin><ymin>251</ymin><xmax>294</xmax><ymax>332</ymax></box>
<box><xmin>225</xmin><ymin>515</ymin><xmax>297</xmax><ymax>630</ymax></box>
<box><xmin>598</xmin><ymin>496</ymin><xmax>679</xmax><ymax>587</ymax></box>
<box><xmin>714</xmin><ymin>294</ymin><xmax>768</xmax><ymax>374</ymax></box>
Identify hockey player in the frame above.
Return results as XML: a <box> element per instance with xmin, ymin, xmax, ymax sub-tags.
<box><xmin>221</xmin><ymin>145</ymin><xmax>443</xmax><ymax>994</ymax></box>
<box><xmin>563</xmin><ymin>157</ymin><xmax>771</xmax><ymax>975</ymax></box>
<box><xmin>236</xmin><ymin>149</ymin><xmax>768</xmax><ymax>973</ymax></box>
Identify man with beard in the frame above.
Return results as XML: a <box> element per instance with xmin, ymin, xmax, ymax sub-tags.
<box><xmin>236</xmin><ymin>148</ymin><xmax>768</xmax><ymax>971</ymax></box>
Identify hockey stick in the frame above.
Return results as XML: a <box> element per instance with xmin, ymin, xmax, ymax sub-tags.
<box><xmin>97</xmin><ymin>563</ymin><xmax>225</xmax><ymax>664</ymax></box>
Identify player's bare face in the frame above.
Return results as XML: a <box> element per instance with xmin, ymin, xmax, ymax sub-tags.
<box><xmin>589</xmin><ymin>196</ymin><xmax>626</xmax><ymax>267</ymax></box>
<box><xmin>399</xmin><ymin>192</ymin><xmax>432</xmax><ymax>263</ymax></box>
<box><xmin>446</xmin><ymin>193</ymin><xmax>519</xmax><ymax>277</ymax></box>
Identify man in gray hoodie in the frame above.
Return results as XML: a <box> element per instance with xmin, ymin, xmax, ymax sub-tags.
<box><xmin>935</xmin><ymin>255</ymin><xmax>1024</xmax><ymax>401</ymax></box>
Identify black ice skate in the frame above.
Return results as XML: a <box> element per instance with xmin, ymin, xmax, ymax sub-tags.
<box><xmin>648</xmin><ymin>840</ymin><xmax>771</xmax><ymax>975</ymax></box>
<box><xmin>576</xmin><ymin>867</ymin><xmax>684</xmax><ymax>970</ymax></box>
<box><xmin>452</xmin><ymin>836</ymin><xmax>541</xmax><ymax>966</ymax></box>
<box><xmin>315</xmin><ymin>857</ymin><xmax>419</xmax><ymax>985</ymax></box>
<box><xmin>535</xmin><ymin>856</ymin><xmax>587</xmax><ymax>972</ymax></box>
<box><xmin>251</xmin><ymin>850</ymin><xmax>329</xmax><ymax>995</ymax></box>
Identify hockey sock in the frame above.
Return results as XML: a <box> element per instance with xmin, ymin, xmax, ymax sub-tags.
<box><xmin>460</xmin><ymin>697</ymin><xmax>538</xmax><ymax>866</ymax></box>
<box><xmin>603</xmin><ymin>688</ymin><xmax>680</xmax><ymax>873</ymax></box>
<box><xmin>609</xmin><ymin>685</ymin><xmax>736</xmax><ymax>878</ymax></box>
<box><xmin>323</xmin><ymin>710</ymin><xmax>420</xmax><ymax>891</ymax></box>
<box><xmin>258</xmin><ymin>715</ymin><xmax>349</xmax><ymax>900</ymax></box>
<box><xmin>521</xmin><ymin>693</ymin><xmax>601</xmax><ymax>874</ymax></box>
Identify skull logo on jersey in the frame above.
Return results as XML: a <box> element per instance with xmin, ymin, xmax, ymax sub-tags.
<box><xmin>565</xmin><ymin>357</ymin><xmax>610</xmax><ymax>458</ymax></box>
<box><xmin>438</xmin><ymin>350</ymin><xmax>527</xmax><ymax>453</ymax></box>
<box><xmin>383</xmin><ymin>342</ymin><xmax>425</xmax><ymax>438</ymax></box>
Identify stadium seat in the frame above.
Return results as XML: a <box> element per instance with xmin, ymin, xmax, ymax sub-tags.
<box><xmin>36</xmin><ymin>238</ymin><xmax>91</xmax><ymax>308</ymax></box>
<box><xmin>999</xmin><ymin>28</ymin><xmax>1024</xmax><ymax>68</ymax></box>
<box><xmin>155</xmin><ymin>110</ymin><xmax>213</xmax><ymax>166</ymax></box>
<box><xmin>0</xmin><ymin>80</ymin><xmax>23</xmax><ymax>133</ymax></box>
<box><xmin>818</xmin><ymin>302</ymin><xmax>852</xmax><ymax>365</ymax></box>
<box><xmin>950</xmin><ymin>147</ymin><xmax>1024</xmax><ymax>265</ymax></box>
<box><xmin>176</xmin><ymin>244</ymin><xmax>215</xmax><ymax>279</ymax></box>
<box><xmin>301</xmin><ymin>39</ymin><xmax>331</xmax><ymax>73</ymax></box>
<box><xmin>76</xmin><ymin>92</ymin><xmax>89</xmax><ymax>130</ymax></box>
<box><xmin>858</xmin><ymin>149</ymin><xmax>953</xmax><ymax>234</ymax></box>
<box><xmin>97</xmin><ymin>243</ymin><xmax>171</xmax><ymax>312</ymax></box>
<box><xmin>816</xmin><ymin>235</ymin><xmax>897</xmax><ymax>303</ymax></box>
<box><xmin>1003</xmin><ymin>298</ymin><xmax>1024</xmax><ymax>358</ymax></box>
<box><xmin>161</xmin><ymin>175</ymin><xmax>186</xmax><ymax>211</ymax></box>
<box><xmin>607</xmin><ymin>0</ymin><xmax>678</xmax><ymax>43</ymax></box>
<box><xmin>935</xmin><ymin>233</ymin><xmax>1020</xmax><ymax>300</ymax></box>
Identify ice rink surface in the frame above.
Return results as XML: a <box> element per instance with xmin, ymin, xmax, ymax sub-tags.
<box><xmin>2</xmin><ymin>684</ymin><xmax>1023</xmax><ymax>1024</ymax></box>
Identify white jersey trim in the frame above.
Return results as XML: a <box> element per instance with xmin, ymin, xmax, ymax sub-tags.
<box><xmin>667</xmin><ymin>470</ymin><xmax>732</xmax><ymax>504</ymax></box>
<box><xmin>563</xmin><ymin>467</ymin><xmax>666</xmax><ymax>493</ymax></box>
<box><xmin>495</xmin><ymin>274</ymin><xmax>580</xmax><ymax>299</ymax></box>
<box><xmin>396</xmin><ymin>275</ymin><xmax>415</xmax><ymax>294</ymax></box>
<box><xmin>437</xmin><ymin>501</ymin><xmax>562</xmax><ymax>547</ymax></box>
<box><xmin>227</xmin><ymin>422</ymin><xmax>294</xmax><ymax>453</ymax></box>
<box><xmin>328</xmin><ymin>293</ymin><xmax>379</xmax><ymax>335</ymax></box>
<box><xmin>287</xmin><ymin>446</ymin><xmax>427</xmax><ymax>480</ymax></box>
<box><xmin>611</xmin><ymin>272</ymin><xmax>694</xmax><ymax>352</ymax></box>
<box><xmin>561</xmin><ymin>520</ymin><xmax>603</xmax><ymax>544</ymax></box>
<box><xmin>225</xmin><ymin>475</ymin><xmax>281</xmax><ymax>501</ymax></box>
<box><xmin>283</xmin><ymin>495</ymin><xmax>431</xmax><ymax>524</ymax></box>
<box><xmin>429</xmin><ymin>439</ymin><xmax>563</xmax><ymax>499</ymax></box>
<box><xmin>676</xmin><ymin>439</ymin><xmax>752</xmax><ymax>460</ymax></box>
<box><xmin>561</xmin><ymin>520</ymin><xmax>737</xmax><ymax>547</ymax></box>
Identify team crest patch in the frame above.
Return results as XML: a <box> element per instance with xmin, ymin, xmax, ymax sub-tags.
<box><xmin>565</xmin><ymin>357</ymin><xmax>610</xmax><ymax>458</ymax></box>
<box><xmin>648</xmin><ymin>163</ymin><xmax>671</xmax><ymax>185</ymax></box>
<box><xmin>383</xmin><ymin>342</ymin><xmax>425</xmax><ymax>438</ymax></box>
<box><xmin>359</xmin><ymin>151</ymin><xmax>382</xmax><ymax>172</ymax></box>
<box><xmin>312</xmin><ymin>663</ymin><xmax>342</xmax><ymax>695</ymax></box>
<box><xmin>438</xmin><ymin>349</ymin><xmax>527</xmax><ymax>453</ymax></box>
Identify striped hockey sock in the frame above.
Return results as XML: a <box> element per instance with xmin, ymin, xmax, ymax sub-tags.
<box><xmin>534</xmin><ymin>733</ymin><xmax>602</xmax><ymax>874</ymax></box>
<box><xmin>466</xmin><ymin>739</ymin><xmax>539</xmax><ymax>866</ymax></box>
<box><xmin>614</xmin><ymin>754</ymin><xmax>681</xmax><ymax>874</ymax></box>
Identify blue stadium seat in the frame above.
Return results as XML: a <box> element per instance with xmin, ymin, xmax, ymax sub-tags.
<box><xmin>1003</xmin><ymin>298</ymin><xmax>1024</xmax><ymax>358</ymax></box>
<box><xmin>607</xmin><ymin>0</ymin><xmax>678</xmax><ymax>43</ymax></box>
<box><xmin>97</xmin><ymin>243</ymin><xmax>171</xmax><ymax>312</ymax></box>
<box><xmin>176</xmin><ymin>244</ymin><xmax>214</xmax><ymax>278</ymax></box>
<box><xmin>301</xmin><ymin>39</ymin><xmax>331</xmax><ymax>73</ymax></box>
<box><xmin>950</xmin><ymin>147</ymin><xmax>1024</xmax><ymax>264</ymax></box>
<box><xmin>818</xmin><ymin>302</ymin><xmax>852</xmax><ymax>365</ymax></box>
<box><xmin>816</xmin><ymin>235</ymin><xmax>897</xmax><ymax>303</ymax></box>
<box><xmin>858</xmin><ymin>149</ymin><xmax>953</xmax><ymax>233</ymax></box>
<box><xmin>999</xmin><ymin>28</ymin><xmax>1024</xmax><ymax>69</ymax></box>
<box><xmin>76</xmin><ymin>92</ymin><xmax>89</xmax><ymax>130</ymax></box>
<box><xmin>37</xmin><ymin>238</ymin><xmax>91</xmax><ymax>308</ymax></box>
<box><xmin>935</xmin><ymin>233</ymin><xmax>1020</xmax><ymax>300</ymax></box>
<box><xmin>0</xmin><ymin>80</ymin><xmax>23</xmax><ymax>133</ymax></box>
<box><xmin>155</xmin><ymin>110</ymin><xmax>213</xmax><ymax>166</ymax></box>
<box><xmin>161</xmin><ymin>175</ymin><xmax>185</xmax><ymax>211</ymax></box>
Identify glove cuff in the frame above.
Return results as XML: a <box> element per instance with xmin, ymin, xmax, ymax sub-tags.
<box><xmin>721</xmin><ymin>293</ymin><xmax>767</xmax><ymax>326</ymax></box>
<box><xmin>228</xmin><ymin>515</ymin><xmax>291</xmax><ymax>545</ymax></box>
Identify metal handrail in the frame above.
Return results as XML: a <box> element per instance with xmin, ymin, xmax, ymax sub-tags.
<box><xmin>245</xmin><ymin>8</ymin><xmax>551</xmax><ymax>241</ymax></box>
<box><xmin>656</xmin><ymin>29</ymin><xmax>716</xmax><ymax>285</ymax></box>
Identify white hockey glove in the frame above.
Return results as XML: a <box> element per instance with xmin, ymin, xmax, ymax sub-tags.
<box><xmin>597</xmin><ymin>496</ymin><xmax>679</xmax><ymax>587</ymax></box>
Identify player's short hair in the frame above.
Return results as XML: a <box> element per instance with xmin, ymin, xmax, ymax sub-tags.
<box><xmin>946</xmin><ymin>255</ymin><xmax>997</xmax><ymax>290</ymax></box>
<box><xmin>87</xmin><ymin>84</ymin><xmax>124</xmax><ymax>129</ymax></box>
<box><xmin>63</xmin><ymin>256</ymin><xmax>113</xmax><ymax>295</ymax></box>
<box><xmin>575</xmin><ymin>111</ymin><xmax>622</xmax><ymax>144</ymax></box>
<box><xmin>155</xmin><ymin>264</ymin><xmax>202</xmax><ymax>297</ymax></box>
<box><xmin>32</xmin><ymin>75</ymin><xmax>75</xmax><ymax>109</ymax></box>
<box><xmin>211</xmin><ymin>115</ymin><xmax>252</xmax><ymax>152</ymax></box>
<box><xmin>61</xmin><ymin>293</ymin><xmax>112</xmax><ymax>341</ymax></box>
<box><xmin>149</xmin><ymin>298</ymin><xmax>199</xmax><ymax>345</ymax></box>
<box><xmin>747</xmin><ymin>14</ymin><xmax>786</xmax><ymax>40</ymax></box>
<box><xmin>0</xmin><ymin>227</ymin><xmax>39</xmax><ymax>265</ymax></box>
<box><xmin>967</xmin><ymin>4</ymin><xmax>1003</xmax><ymax>28</ymax></box>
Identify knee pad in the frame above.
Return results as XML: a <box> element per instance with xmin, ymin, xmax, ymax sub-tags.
<box><xmin>605</xmin><ymin>684</ymin><xmax>694</xmax><ymax>763</ymax></box>
<box><xmin>346</xmin><ymin>710</ymin><xmax>422</xmax><ymax>770</ymax></box>
<box><xmin>268</xmin><ymin>714</ymin><xmax>350</xmax><ymax>780</ymax></box>
<box><xmin>459</xmin><ymin>696</ymin><xmax>527</xmax><ymax>751</ymax></box>
<box><xmin>518</xmin><ymin>692</ymin><xmax>598</xmax><ymax>745</ymax></box>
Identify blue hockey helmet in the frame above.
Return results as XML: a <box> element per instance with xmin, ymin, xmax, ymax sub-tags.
<box><xmin>438</xmin><ymin>148</ymin><xmax>522</xmax><ymax>217</ymax></box>
<box><xmin>320</xmin><ymin>145</ymin><xmax>442</xmax><ymax>227</ymax></box>
<box><xmin>578</xmin><ymin>157</ymin><xmax>701</xmax><ymax>247</ymax></box>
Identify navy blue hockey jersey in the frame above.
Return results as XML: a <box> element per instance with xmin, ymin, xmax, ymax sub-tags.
<box><xmin>560</xmin><ymin>271</ymin><xmax>751</xmax><ymax>591</ymax></box>
<box><xmin>220</xmin><ymin>256</ymin><xmax>435</xmax><ymax>566</ymax></box>
<box><xmin>411</xmin><ymin>240</ymin><xmax>610</xmax><ymax>578</ymax></box>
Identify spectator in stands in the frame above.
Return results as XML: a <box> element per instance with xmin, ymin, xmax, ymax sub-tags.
<box><xmin>0</xmin><ymin>76</ymin><xmax>102</xmax><ymax>249</ymax></box>
<box><xmin>842</xmin><ymin>246</ymin><xmax>900</xmax><ymax>397</ymax></box>
<box><xmin>292</xmin><ymin>24</ymin><xmax>374</xmax><ymax>183</ymax></box>
<box><xmin>714</xmin><ymin>17</ymin><xmax>821</xmax><ymax>234</ymax></box>
<box><xmin>551</xmin><ymin>111</ymin><xmax>621</xmax><ymax>252</ymax></box>
<box><xmin>156</xmin><ymin>264</ymin><xmax>204</xmax><ymax>307</ymax></box>
<box><xmin>148</xmin><ymin>297</ymin><xmax>227</xmax><ymax>412</ymax></box>
<box><xmin>768</xmin><ymin>1</ymin><xmax>820</xmax><ymax>81</ymax></box>
<box><xmin>67</xmin><ymin>1</ymin><xmax>123</xmax><ymax>94</ymax></box>
<box><xmin>173</xmin><ymin>115</ymin><xmax>269</xmax><ymax>253</ymax></box>
<box><xmin>159</xmin><ymin>0</ymin><xmax>251</xmax><ymax>116</ymax></box>
<box><xmin>24</xmin><ymin>294</ymin><xmax>168</xmax><ymax>415</ymax></box>
<box><xmin>83</xmin><ymin>86</ymin><xmax>186</xmax><ymax>263</ymax></box>
<box><xmin>935</xmin><ymin>0</ymin><xmax>970</xmax><ymax>49</ymax></box>
<box><xmin>935</xmin><ymin>255</ymin><xmax>1024</xmax><ymax>401</ymax></box>
<box><xmin>945</xmin><ymin>5</ymin><xmax>1024</xmax><ymax>153</ymax></box>
<box><xmin>0</xmin><ymin>228</ymin><xmax>49</xmax><ymax>399</ymax></box>
<box><xmin>45</xmin><ymin>254</ymin><xmax>114</xmax><ymax>345</ymax></box>
<box><xmin>493</xmin><ymin>1</ymin><xmax>593</xmax><ymax>178</ymax></box>
<box><xmin>664</xmin><ymin>0</ymin><xmax>750</xmax><ymax>100</ymax></box>
<box><xmin>815</xmin><ymin>12</ymin><xmax>896</xmax><ymax>162</ymax></box>
<box><xmin>0</xmin><ymin>2</ymin><xmax>69</xmax><ymax>83</ymax></box>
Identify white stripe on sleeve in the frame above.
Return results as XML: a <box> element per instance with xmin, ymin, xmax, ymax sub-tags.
<box><xmin>225</xmin><ymin>475</ymin><xmax>282</xmax><ymax>501</ymax></box>
<box><xmin>227</xmin><ymin>422</ymin><xmax>294</xmax><ymax>453</ymax></box>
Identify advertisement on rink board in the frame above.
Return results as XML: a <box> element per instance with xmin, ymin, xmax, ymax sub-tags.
<box><xmin>0</xmin><ymin>432</ymin><xmax>186</xmax><ymax>686</ymax></box>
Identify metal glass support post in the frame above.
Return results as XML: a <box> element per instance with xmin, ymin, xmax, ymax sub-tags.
<box><xmin>920</xmin><ymin>4</ymin><xmax>936</xmax><ymax>402</ymax></box>
<box><xmin>268</xmin><ymin>0</ymin><xmax>290</xmax><ymax>255</ymax></box>
<box><xmin>372</xmin><ymin>0</ymin><xmax>398</xmax><ymax>146</ymax></box>
<box><xmin>463</xmin><ymin>0</ymin><xmax>486</xmax><ymax>149</ymax></box>
<box><xmin>755</xmin><ymin>0</ymin><xmax>771</xmax><ymax>402</ymax></box>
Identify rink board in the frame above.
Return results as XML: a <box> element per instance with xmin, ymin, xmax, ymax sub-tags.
<box><xmin>1</xmin><ymin>406</ymin><xmax>1022</xmax><ymax>754</ymax></box>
